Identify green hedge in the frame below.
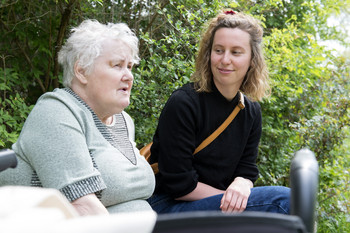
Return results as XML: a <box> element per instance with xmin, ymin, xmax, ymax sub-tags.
<box><xmin>0</xmin><ymin>0</ymin><xmax>349</xmax><ymax>231</ymax></box>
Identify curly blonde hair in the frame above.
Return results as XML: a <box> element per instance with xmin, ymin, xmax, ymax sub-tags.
<box><xmin>191</xmin><ymin>10</ymin><xmax>270</xmax><ymax>101</ymax></box>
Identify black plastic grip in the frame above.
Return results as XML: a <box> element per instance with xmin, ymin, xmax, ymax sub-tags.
<box><xmin>290</xmin><ymin>148</ymin><xmax>318</xmax><ymax>233</ymax></box>
<box><xmin>0</xmin><ymin>149</ymin><xmax>18</xmax><ymax>172</ymax></box>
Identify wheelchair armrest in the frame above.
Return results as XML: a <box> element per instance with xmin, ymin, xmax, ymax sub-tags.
<box><xmin>290</xmin><ymin>148</ymin><xmax>318</xmax><ymax>233</ymax></box>
<box><xmin>0</xmin><ymin>149</ymin><xmax>18</xmax><ymax>172</ymax></box>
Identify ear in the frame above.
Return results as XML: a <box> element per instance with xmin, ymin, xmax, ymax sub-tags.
<box><xmin>73</xmin><ymin>61</ymin><xmax>88</xmax><ymax>85</ymax></box>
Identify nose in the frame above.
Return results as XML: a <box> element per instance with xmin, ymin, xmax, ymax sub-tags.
<box><xmin>122</xmin><ymin>68</ymin><xmax>134</xmax><ymax>82</ymax></box>
<box><xmin>221</xmin><ymin>52</ymin><xmax>231</xmax><ymax>65</ymax></box>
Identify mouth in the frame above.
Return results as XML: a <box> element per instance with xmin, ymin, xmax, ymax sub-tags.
<box><xmin>119</xmin><ymin>86</ymin><xmax>130</xmax><ymax>93</ymax></box>
<box><xmin>218</xmin><ymin>68</ymin><xmax>234</xmax><ymax>74</ymax></box>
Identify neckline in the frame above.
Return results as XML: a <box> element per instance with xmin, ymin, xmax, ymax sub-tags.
<box><xmin>105</xmin><ymin>115</ymin><xmax>116</xmax><ymax>127</ymax></box>
<box><xmin>211</xmin><ymin>82</ymin><xmax>240</xmax><ymax>104</ymax></box>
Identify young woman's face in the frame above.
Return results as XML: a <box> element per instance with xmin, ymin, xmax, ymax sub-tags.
<box><xmin>210</xmin><ymin>27</ymin><xmax>252</xmax><ymax>100</ymax></box>
<box><xmin>82</xmin><ymin>39</ymin><xmax>134</xmax><ymax>122</ymax></box>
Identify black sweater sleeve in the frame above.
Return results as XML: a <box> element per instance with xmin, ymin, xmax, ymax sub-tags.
<box><xmin>231</xmin><ymin>101</ymin><xmax>261</xmax><ymax>182</ymax></box>
<box><xmin>150</xmin><ymin>88</ymin><xmax>200</xmax><ymax>198</ymax></box>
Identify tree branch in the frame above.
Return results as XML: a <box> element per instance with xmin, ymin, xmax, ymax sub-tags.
<box><xmin>139</xmin><ymin>0</ymin><xmax>170</xmax><ymax>50</ymax></box>
<box><xmin>0</xmin><ymin>19</ymin><xmax>46</xmax><ymax>92</ymax></box>
<box><xmin>53</xmin><ymin>0</ymin><xmax>78</xmax><ymax>88</ymax></box>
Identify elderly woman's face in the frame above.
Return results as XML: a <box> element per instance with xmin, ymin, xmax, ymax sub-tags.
<box><xmin>82</xmin><ymin>39</ymin><xmax>134</xmax><ymax>122</ymax></box>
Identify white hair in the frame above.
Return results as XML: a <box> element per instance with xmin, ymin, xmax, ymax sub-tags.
<box><xmin>58</xmin><ymin>19</ymin><xmax>140</xmax><ymax>87</ymax></box>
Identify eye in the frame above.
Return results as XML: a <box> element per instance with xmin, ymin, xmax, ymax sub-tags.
<box><xmin>127</xmin><ymin>63</ymin><xmax>133</xmax><ymax>70</ymax></box>
<box><xmin>232</xmin><ymin>50</ymin><xmax>242</xmax><ymax>55</ymax></box>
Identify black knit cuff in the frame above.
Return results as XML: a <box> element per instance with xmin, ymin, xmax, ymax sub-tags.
<box><xmin>60</xmin><ymin>175</ymin><xmax>107</xmax><ymax>202</ymax></box>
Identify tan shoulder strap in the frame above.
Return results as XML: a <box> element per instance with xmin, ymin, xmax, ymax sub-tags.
<box><xmin>141</xmin><ymin>92</ymin><xmax>245</xmax><ymax>175</ymax></box>
<box><xmin>193</xmin><ymin>91</ymin><xmax>245</xmax><ymax>155</ymax></box>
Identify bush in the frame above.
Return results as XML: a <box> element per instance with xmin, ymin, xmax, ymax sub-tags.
<box><xmin>0</xmin><ymin>1</ymin><xmax>349</xmax><ymax>231</ymax></box>
<box><xmin>0</xmin><ymin>68</ymin><xmax>33</xmax><ymax>148</ymax></box>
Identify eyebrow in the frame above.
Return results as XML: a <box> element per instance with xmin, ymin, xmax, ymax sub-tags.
<box><xmin>212</xmin><ymin>44</ymin><xmax>246</xmax><ymax>50</ymax></box>
<box><xmin>109</xmin><ymin>57</ymin><xmax>134</xmax><ymax>66</ymax></box>
<box><xmin>110</xmin><ymin>55</ymin><xmax>134</xmax><ymax>62</ymax></box>
<box><xmin>111</xmin><ymin>55</ymin><xmax>126</xmax><ymax>61</ymax></box>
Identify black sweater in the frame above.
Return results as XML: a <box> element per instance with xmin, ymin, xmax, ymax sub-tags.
<box><xmin>150</xmin><ymin>83</ymin><xmax>261</xmax><ymax>198</ymax></box>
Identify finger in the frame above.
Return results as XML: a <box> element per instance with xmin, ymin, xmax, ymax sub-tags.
<box><xmin>227</xmin><ymin>195</ymin><xmax>238</xmax><ymax>212</ymax></box>
<box><xmin>234</xmin><ymin>196</ymin><xmax>244</xmax><ymax>213</ymax></box>
<box><xmin>220</xmin><ymin>191</ymin><xmax>232</xmax><ymax>212</ymax></box>
<box><xmin>241</xmin><ymin>197</ymin><xmax>248</xmax><ymax>211</ymax></box>
<box><xmin>230</xmin><ymin>196</ymin><xmax>241</xmax><ymax>213</ymax></box>
<box><xmin>220</xmin><ymin>194</ymin><xmax>225</xmax><ymax>209</ymax></box>
<box><xmin>234</xmin><ymin>194</ymin><xmax>249</xmax><ymax>213</ymax></box>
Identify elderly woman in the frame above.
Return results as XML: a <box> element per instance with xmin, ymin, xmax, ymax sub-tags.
<box><xmin>0</xmin><ymin>20</ymin><xmax>155</xmax><ymax>215</ymax></box>
<box><xmin>148</xmin><ymin>10</ymin><xmax>290</xmax><ymax>214</ymax></box>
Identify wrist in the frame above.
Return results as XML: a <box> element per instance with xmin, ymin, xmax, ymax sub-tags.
<box><xmin>234</xmin><ymin>177</ymin><xmax>253</xmax><ymax>188</ymax></box>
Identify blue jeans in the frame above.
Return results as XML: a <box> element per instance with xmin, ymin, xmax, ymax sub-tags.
<box><xmin>148</xmin><ymin>186</ymin><xmax>290</xmax><ymax>214</ymax></box>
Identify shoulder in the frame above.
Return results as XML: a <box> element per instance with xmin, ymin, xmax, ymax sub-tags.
<box><xmin>243</xmin><ymin>95</ymin><xmax>261</xmax><ymax>113</ymax></box>
<box><xmin>34</xmin><ymin>88</ymin><xmax>86</xmax><ymax>115</ymax></box>
<box><xmin>38</xmin><ymin>88</ymin><xmax>76</xmax><ymax>103</ymax></box>
<box><xmin>158</xmin><ymin>83</ymin><xmax>201</xmax><ymax>121</ymax></box>
<box><xmin>241</xmin><ymin>95</ymin><xmax>262</xmax><ymax>124</ymax></box>
<box><xmin>170</xmin><ymin>83</ymin><xmax>198</xmax><ymax>101</ymax></box>
<box><xmin>244</xmin><ymin>97</ymin><xmax>262</xmax><ymax>129</ymax></box>
<box><xmin>157</xmin><ymin>83</ymin><xmax>201</xmax><ymax>125</ymax></box>
<box><xmin>165</xmin><ymin>83</ymin><xmax>200</xmax><ymax>108</ymax></box>
<box><xmin>30</xmin><ymin>89</ymin><xmax>77</xmax><ymax>118</ymax></box>
<box><xmin>25</xmin><ymin>88</ymin><xmax>94</xmax><ymax>133</ymax></box>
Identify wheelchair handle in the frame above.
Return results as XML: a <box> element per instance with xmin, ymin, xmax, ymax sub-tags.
<box><xmin>290</xmin><ymin>148</ymin><xmax>318</xmax><ymax>233</ymax></box>
<box><xmin>0</xmin><ymin>149</ymin><xmax>18</xmax><ymax>172</ymax></box>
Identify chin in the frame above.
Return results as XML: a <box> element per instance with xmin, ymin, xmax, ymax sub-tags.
<box><xmin>121</xmin><ymin>101</ymin><xmax>130</xmax><ymax>109</ymax></box>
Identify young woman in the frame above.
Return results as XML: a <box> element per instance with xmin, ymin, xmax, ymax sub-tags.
<box><xmin>148</xmin><ymin>10</ymin><xmax>290</xmax><ymax>214</ymax></box>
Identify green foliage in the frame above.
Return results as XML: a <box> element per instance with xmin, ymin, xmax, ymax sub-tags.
<box><xmin>316</xmin><ymin>127</ymin><xmax>350</xmax><ymax>231</ymax></box>
<box><xmin>0</xmin><ymin>67</ymin><xmax>33</xmax><ymax>148</ymax></box>
<box><xmin>128</xmin><ymin>1</ymin><xmax>224</xmax><ymax>146</ymax></box>
<box><xmin>0</xmin><ymin>0</ymin><xmax>349</xmax><ymax>231</ymax></box>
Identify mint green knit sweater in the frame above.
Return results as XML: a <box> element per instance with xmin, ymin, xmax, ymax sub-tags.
<box><xmin>0</xmin><ymin>88</ymin><xmax>155</xmax><ymax>213</ymax></box>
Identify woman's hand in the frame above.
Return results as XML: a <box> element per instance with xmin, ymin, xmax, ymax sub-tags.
<box><xmin>220</xmin><ymin>177</ymin><xmax>253</xmax><ymax>213</ymax></box>
<box><xmin>71</xmin><ymin>193</ymin><xmax>109</xmax><ymax>216</ymax></box>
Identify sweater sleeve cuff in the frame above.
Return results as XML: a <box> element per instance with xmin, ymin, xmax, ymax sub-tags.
<box><xmin>60</xmin><ymin>175</ymin><xmax>107</xmax><ymax>202</ymax></box>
